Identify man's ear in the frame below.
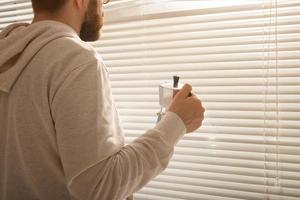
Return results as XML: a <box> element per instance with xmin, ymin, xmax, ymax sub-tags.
<box><xmin>74</xmin><ymin>0</ymin><xmax>88</xmax><ymax>10</ymax></box>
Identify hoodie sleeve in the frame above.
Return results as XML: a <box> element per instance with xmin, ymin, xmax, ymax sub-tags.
<box><xmin>50</xmin><ymin>60</ymin><xmax>186</xmax><ymax>200</ymax></box>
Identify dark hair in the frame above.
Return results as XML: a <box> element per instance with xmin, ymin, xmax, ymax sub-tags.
<box><xmin>31</xmin><ymin>0</ymin><xmax>68</xmax><ymax>13</ymax></box>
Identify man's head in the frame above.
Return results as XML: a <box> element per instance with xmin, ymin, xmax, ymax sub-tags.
<box><xmin>31</xmin><ymin>0</ymin><xmax>106</xmax><ymax>41</ymax></box>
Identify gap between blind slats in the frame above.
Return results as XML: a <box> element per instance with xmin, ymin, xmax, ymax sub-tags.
<box><xmin>103</xmin><ymin>8</ymin><xmax>299</xmax><ymax>34</ymax></box>
<box><xmin>101</xmin><ymin>15</ymin><xmax>300</xmax><ymax>40</ymax></box>
<box><xmin>117</xmin><ymin>85</ymin><xmax>299</xmax><ymax>96</ymax></box>
<box><xmin>116</xmin><ymin>101</ymin><xmax>297</xmax><ymax>108</ymax></box>
<box><xmin>198</xmin><ymin>126</ymin><xmax>299</xmax><ymax>137</ymax></box>
<box><xmin>112</xmin><ymin>89</ymin><xmax>300</xmax><ymax>101</ymax></box>
<box><xmin>0</xmin><ymin>2</ymin><xmax>31</xmax><ymax>12</ymax></box>
<box><xmin>134</xmin><ymin>193</ymin><xmax>180</xmax><ymax>200</ymax></box>
<box><xmin>122</xmin><ymin>117</ymin><xmax>300</xmax><ymax>129</ymax></box>
<box><xmin>0</xmin><ymin>8</ymin><xmax>32</xmax><ymax>18</ymax></box>
<box><xmin>159</xmin><ymin>167</ymin><xmax>300</xmax><ymax>188</ymax></box>
<box><xmin>152</xmin><ymin>175</ymin><xmax>300</xmax><ymax>197</ymax></box>
<box><xmin>138</xmin><ymin>184</ymin><xmax>300</xmax><ymax>200</ymax></box>
<box><xmin>169</xmin><ymin>155</ymin><xmax>300</xmax><ymax>171</ymax></box>
<box><xmin>118</xmin><ymin>109</ymin><xmax>300</xmax><ymax>120</ymax></box>
<box><xmin>108</xmin><ymin>68</ymin><xmax>300</xmax><ymax>80</ymax></box>
<box><xmin>96</xmin><ymin>35</ymin><xmax>300</xmax><ymax>54</ymax></box>
<box><xmin>117</xmin><ymin>107</ymin><xmax>300</xmax><ymax>116</ymax></box>
<box><xmin>123</xmin><ymin>126</ymin><xmax>299</xmax><ymax>138</ymax></box>
<box><xmin>165</xmin><ymin>161</ymin><xmax>300</xmax><ymax>180</ymax></box>
<box><xmin>112</xmin><ymin>88</ymin><xmax>300</xmax><ymax>96</ymax></box>
<box><xmin>0</xmin><ymin>14</ymin><xmax>32</xmax><ymax>24</ymax></box>
<box><xmin>105</xmin><ymin>58</ymin><xmax>299</xmax><ymax>68</ymax></box>
<box><xmin>124</xmin><ymin>138</ymin><xmax>300</xmax><ymax>154</ymax></box>
<box><xmin>139</xmin><ymin>185</ymin><xmax>251</xmax><ymax>200</ymax></box>
<box><xmin>116</xmin><ymin>101</ymin><xmax>300</xmax><ymax>113</ymax></box>
<box><xmin>124</xmin><ymin>130</ymin><xmax>300</xmax><ymax>147</ymax></box>
<box><xmin>116</xmin><ymin>102</ymin><xmax>300</xmax><ymax>112</ymax></box>
<box><xmin>124</xmin><ymin>135</ymin><xmax>300</xmax><ymax>153</ymax></box>
<box><xmin>110</xmin><ymin>72</ymin><xmax>300</xmax><ymax>85</ymax></box>
<box><xmin>98</xmin><ymin>29</ymin><xmax>300</xmax><ymax>47</ymax></box>
<box><xmin>124</xmin><ymin>134</ymin><xmax>300</xmax><ymax>150</ymax></box>
<box><xmin>110</xmin><ymin>75</ymin><xmax>298</xmax><ymax>87</ymax></box>
<box><xmin>172</xmin><ymin>148</ymin><xmax>300</xmax><ymax>164</ymax></box>
<box><xmin>163</xmin><ymin>162</ymin><xmax>300</xmax><ymax>178</ymax></box>
<box><xmin>107</xmin><ymin>62</ymin><xmax>300</xmax><ymax>73</ymax></box>
<box><xmin>99</xmin><ymin>41</ymin><xmax>300</xmax><ymax>59</ymax></box>
<box><xmin>144</xmin><ymin>180</ymin><xmax>300</xmax><ymax>200</ymax></box>
<box><xmin>161</xmin><ymin>168</ymin><xmax>300</xmax><ymax>186</ymax></box>
<box><xmin>112</xmin><ymin>89</ymin><xmax>300</xmax><ymax>97</ymax></box>
<box><xmin>110</xmin><ymin>79</ymin><xmax>300</xmax><ymax>88</ymax></box>
<box><xmin>118</xmin><ymin>111</ymin><xmax>300</xmax><ymax>121</ymax></box>
<box><xmin>134</xmin><ymin>190</ymin><xmax>240</xmax><ymax>200</ymax></box>
<box><xmin>0</xmin><ymin>0</ymin><xmax>27</xmax><ymax>5</ymax></box>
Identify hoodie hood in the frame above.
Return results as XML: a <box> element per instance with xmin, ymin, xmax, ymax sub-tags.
<box><xmin>0</xmin><ymin>20</ymin><xmax>78</xmax><ymax>93</ymax></box>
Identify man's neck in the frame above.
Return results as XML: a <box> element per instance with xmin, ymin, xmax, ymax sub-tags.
<box><xmin>32</xmin><ymin>13</ymin><xmax>81</xmax><ymax>36</ymax></box>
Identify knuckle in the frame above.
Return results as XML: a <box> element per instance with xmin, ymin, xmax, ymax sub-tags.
<box><xmin>186</xmin><ymin>83</ymin><xmax>192</xmax><ymax>89</ymax></box>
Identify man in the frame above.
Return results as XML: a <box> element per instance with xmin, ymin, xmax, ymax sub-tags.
<box><xmin>0</xmin><ymin>0</ymin><xmax>205</xmax><ymax>199</ymax></box>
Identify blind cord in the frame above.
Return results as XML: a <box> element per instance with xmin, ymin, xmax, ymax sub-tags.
<box><xmin>262</xmin><ymin>0</ymin><xmax>268</xmax><ymax>199</ymax></box>
<box><xmin>274</xmin><ymin>0</ymin><xmax>281</xmax><ymax>191</ymax></box>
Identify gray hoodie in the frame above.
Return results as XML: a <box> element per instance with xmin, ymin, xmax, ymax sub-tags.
<box><xmin>0</xmin><ymin>20</ymin><xmax>186</xmax><ymax>200</ymax></box>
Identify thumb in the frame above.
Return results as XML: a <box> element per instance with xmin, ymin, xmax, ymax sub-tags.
<box><xmin>174</xmin><ymin>83</ymin><xmax>192</xmax><ymax>100</ymax></box>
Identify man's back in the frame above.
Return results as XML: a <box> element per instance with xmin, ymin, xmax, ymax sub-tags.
<box><xmin>0</xmin><ymin>20</ymin><xmax>124</xmax><ymax>199</ymax></box>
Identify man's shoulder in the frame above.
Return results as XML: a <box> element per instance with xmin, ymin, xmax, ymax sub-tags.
<box><xmin>45</xmin><ymin>36</ymin><xmax>99</xmax><ymax>66</ymax></box>
<box><xmin>35</xmin><ymin>35</ymin><xmax>104</xmax><ymax>88</ymax></box>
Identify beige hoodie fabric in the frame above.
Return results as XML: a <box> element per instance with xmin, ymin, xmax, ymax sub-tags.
<box><xmin>0</xmin><ymin>21</ymin><xmax>186</xmax><ymax>200</ymax></box>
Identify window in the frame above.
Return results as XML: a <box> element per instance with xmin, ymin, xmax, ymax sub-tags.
<box><xmin>97</xmin><ymin>0</ymin><xmax>300</xmax><ymax>199</ymax></box>
<box><xmin>1</xmin><ymin>0</ymin><xmax>299</xmax><ymax>199</ymax></box>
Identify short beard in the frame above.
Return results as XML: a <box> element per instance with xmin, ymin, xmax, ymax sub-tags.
<box><xmin>79</xmin><ymin>0</ymin><xmax>103</xmax><ymax>41</ymax></box>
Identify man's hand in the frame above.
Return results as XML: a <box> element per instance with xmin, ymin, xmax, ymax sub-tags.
<box><xmin>167</xmin><ymin>84</ymin><xmax>205</xmax><ymax>133</ymax></box>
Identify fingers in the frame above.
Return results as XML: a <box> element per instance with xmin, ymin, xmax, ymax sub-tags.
<box><xmin>187</xmin><ymin>91</ymin><xmax>199</xmax><ymax>98</ymax></box>
<box><xmin>195</xmin><ymin>107</ymin><xmax>205</xmax><ymax>119</ymax></box>
<box><xmin>187</xmin><ymin>97</ymin><xmax>205</xmax><ymax>118</ymax></box>
<box><xmin>187</xmin><ymin>117</ymin><xmax>204</xmax><ymax>133</ymax></box>
<box><xmin>174</xmin><ymin>84</ymin><xmax>192</xmax><ymax>100</ymax></box>
<box><xmin>186</xmin><ymin>102</ymin><xmax>205</xmax><ymax>133</ymax></box>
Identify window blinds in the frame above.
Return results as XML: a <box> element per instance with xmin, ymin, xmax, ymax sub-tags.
<box><xmin>97</xmin><ymin>0</ymin><xmax>300</xmax><ymax>199</ymax></box>
<box><xmin>1</xmin><ymin>0</ymin><xmax>299</xmax><ymax>200</ymax></box>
